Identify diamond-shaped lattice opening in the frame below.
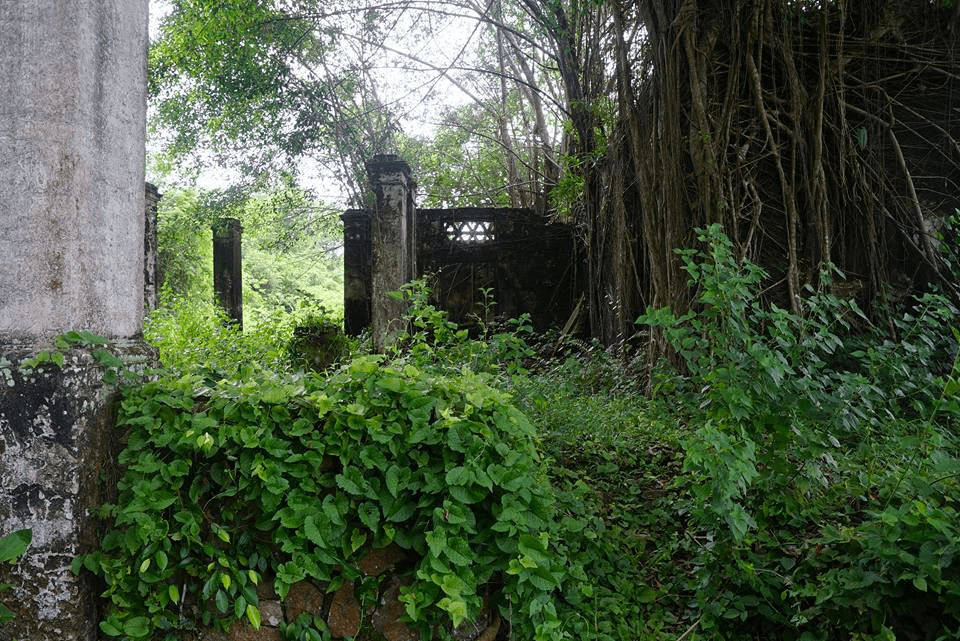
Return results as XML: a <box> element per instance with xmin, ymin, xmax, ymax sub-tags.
<box><xmin>445</xmin><ymin>220</ymin><xmax>493</xmax><ymax>243</ymax></box>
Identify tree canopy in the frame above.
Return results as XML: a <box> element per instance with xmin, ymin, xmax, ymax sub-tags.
<box><xmin>150</xmin><ymin>0</ymin><xmax>960</xmax><ymax>346</ymax></box>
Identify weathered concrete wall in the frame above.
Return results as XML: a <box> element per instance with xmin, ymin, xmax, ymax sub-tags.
<box><xmin>213</xmin><ymin>218</ymin><xmax>244</xmax><ymax>328</ymax></box>
<box><xmin>366</xmin><ymin>155</ymin><xmax>415</xmax><ymax>350</ymax></box>
<box><xmin>418</xmin><ymin>208</ymin><xmax>579</xmax><ymax>332</ymax></box>
<box><xmin>0</xmin><ymin>2</ymin><xmax>149</xmax><ymax>640</ymax></box>
<box><xmin>0</xmin><ymin>342</ymin><xmax>152</xmax><ymax>641</ymax></box>
<box><xmin>0</xmin><ymin>0</ymin><xmax>148</xmax><ymax>339</ymax></box>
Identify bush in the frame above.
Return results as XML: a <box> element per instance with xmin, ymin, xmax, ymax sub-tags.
<box><xmin>77</xmin><ymin>356</ymin><xmax>569</xmax><ymax>640</ymax></box>
<box><xmin>636</xmin><ymin>224</ymin><xmax>960</xmax><ymax>639</ymax></box>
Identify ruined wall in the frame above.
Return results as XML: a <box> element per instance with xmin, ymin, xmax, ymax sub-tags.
<box><xmin>418</xmin><ymin>208</ymin><xmax>579</xmax><ymax>332</ymax></box>
<box><xmin>343</xmin><ymin>160</ymin><xmax>580</xmax><ymax>341</ymax></box>
<box><xmin>0</xmin><ymin>2</ymin><xmax>149</xmax><ymax>639</ymax></box>
<box><xmin>366</xmin><ymin>155</ymin><xmax>416</xmax><ymax>349</ymax></box>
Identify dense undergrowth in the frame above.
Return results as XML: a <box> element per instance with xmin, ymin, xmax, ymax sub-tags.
<box><xmin>77</xmin><ymin>227</ymin><xmax>960</xmax><ymax>640</ymax></box>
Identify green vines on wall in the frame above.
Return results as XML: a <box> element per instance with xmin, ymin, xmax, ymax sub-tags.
<box><xmin>75</xmin><ymin>356</ymin><xmax>570</xmax><ymax>640</ymax></box>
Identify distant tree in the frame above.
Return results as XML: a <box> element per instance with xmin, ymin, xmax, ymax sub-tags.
<box><xmin>150</xmin><ymin>0</ymin><xmax>403</xmax><ymax>205</ymax></box>
<box><xmin>151</xmin><ymin>0</ymin><xmax>960</xmax><ymax>349</ymax></box>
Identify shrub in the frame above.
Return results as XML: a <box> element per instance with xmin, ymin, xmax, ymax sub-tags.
<box><xmin>637</xmin><ymin>224</ymin><xmax>960</xmax><ymax>639</ymax></box>
<box><xmin>76</xmin><ymin>356</ymin><xmax>569</xmax><ymax>640</ymax></box>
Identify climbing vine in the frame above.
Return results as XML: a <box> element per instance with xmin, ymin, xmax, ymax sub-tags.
<box><xmin>76</xmin><ymin>356</ymin><xmax>570</xmax><ymax>640</ymax></box>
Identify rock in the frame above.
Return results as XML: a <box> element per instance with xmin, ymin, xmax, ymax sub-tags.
<box><xmin>371</xmin><ymin>575</ymin><xmax>419</xmax><ymax>641</ymax></box>
<box><xmin>327</xmin><ymin>579</ymin><xmax>362</xmax><ymax>638</ymax></box>
<box><xmin>285</xmin><ymin>580</ymin><xmax>327</xmax><ymax>623</ymax></box>
<box><xmin>358</xmin><ymin>543</ymin><xmax>407</xmax><ymax>577</ymax></box>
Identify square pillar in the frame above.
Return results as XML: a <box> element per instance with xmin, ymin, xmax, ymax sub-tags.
<box><xmin>365</xmin><ymin>155</ymin><xmax>416</xmax><ymax>350</ymax></box>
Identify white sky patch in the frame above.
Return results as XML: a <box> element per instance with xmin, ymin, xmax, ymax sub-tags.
<box><xmin>146</xmin><ymin>0</ymin><xmax>491</xmax><ymax>201</ymax></box>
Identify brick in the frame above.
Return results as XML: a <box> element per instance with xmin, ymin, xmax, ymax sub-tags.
<box><xmin>372</xmin><ymin>575</ymin><xmax>419</xmax><ymax>641</ymax></box>
<box><xmin>327</xmin><ymin>579</ymin><xmax>362</xmax><ymax>638</ymax></box>
<box><xmin>358</xmin><ymin>543</ymin><xmax>407</xmax><ymax>577</ymax></box>
<box><xmin>285</xmin><ymin>580</ymin><xmax>327</xmax><ymax>623</ymax></box>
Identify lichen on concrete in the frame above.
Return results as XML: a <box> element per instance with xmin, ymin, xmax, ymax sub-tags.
<box><xmin>0</xmin><ymin>337</ymin><xmax>152</xmax><ymax>641</ymax></box>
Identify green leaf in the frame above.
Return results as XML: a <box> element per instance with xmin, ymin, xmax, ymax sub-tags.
<box><xmin>303</xmin><ymin>516</ymin><xmax>325</xmax><ymax>546</ymax></box>
<box><xmin>336</xmin><ymin>467</ymin><xmax>364</xmax><ymax>495</ymax></box>
<box><xmin>445</xmin><ymin>466</ymin><xmax>471</xmax><ymax>486</ymax></box>
<box><xmin>437</xmin><ymin>596</ymin><xmax>469</xmax><ymax>627</ymax></box>
<box><xmin>385</xmin><ymin>465</ymin><xmax>401</xmax><ymax>498</ymax></box>
<box><xmin>215</xmin><ymin>588</ymin><xmax>230</xmax><ymax>613</ymax></box>
<box><xmin>350</xmin><ymin>529</ymin><xmax>367</xmax><ymax>553</ymax></box>
<box><xmin>123</xmin><ymin>616</ymin><xmax>151</xmax><ymax>638</ymax></box>
<box><xmin>0</xmin><ymin>529</ymin><xmax>31</xmax><ymax>563</ymax></box>
<box><xmin>168</xmin><ymin>584</ymin><xmax>180</xmax><ymax>604</ymax></box>
<box><xmin>234</xmin><ymin>594</ymin><xmax>247</xmax><ymax>619</ymax></box>
<box><xmin>99</xmin><ymin>620</ymin><xmax>123</xmax><ymax>637</ymax></box>
<box><xmin>358</xmin><ymin>502</ymin><xmax>380</xmax><ymax>533</ymax></box>
<box><xmin>155</xmin><ymin>549</ymin><xmax>169</xmax><ymax>571</ymax></box>
<box><xmin>246</xmin><ymin>603</ymin><xmax>262</xmax><ymax>630</ymax></box>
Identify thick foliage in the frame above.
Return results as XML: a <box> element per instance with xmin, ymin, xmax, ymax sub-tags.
<box><xmin>77</xmin><ymin>355</ymin><xmax>568</xmax><ymax>640</ymax></box>
<box><xmin>638</xmin><ymin>225</ymin><xmax>960</xmax><ymax>639</ymax></box>
<box><xmin>0</xmin><ymin>529</ymin><xmax>31</xmax><ymax>625</ymax></box>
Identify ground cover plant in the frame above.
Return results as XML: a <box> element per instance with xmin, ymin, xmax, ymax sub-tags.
<box><xmin>76</xmin><ymin>227</ymin><xmax>960</xmax><ymax>640</ymax></box>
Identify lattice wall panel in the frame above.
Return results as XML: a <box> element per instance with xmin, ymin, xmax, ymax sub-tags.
<box><xmin>444</xmin><ymin>220</ymin><xmax>493</xmax><ymax>243</ymax></box>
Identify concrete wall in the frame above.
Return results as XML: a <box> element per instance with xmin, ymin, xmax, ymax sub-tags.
<box><xmin>0</xmin><ymin>0</ymin><xmax>148</xmax><ymax>339</ymax></box>
<box><xmin>0</xmin><ymin>2</ymin><xmax>149</xmax><ymax>640</ymax></box>
<box><xmin>343</xmin><ymin>160</ymin><xmax>581</xmax><ymax>340</ymax></box>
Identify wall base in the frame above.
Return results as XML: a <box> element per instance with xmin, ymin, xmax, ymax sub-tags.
<box><xmin>0</xmin><ymin>337</ymin><xmax>152</xmax><ymax>641</ymax></box>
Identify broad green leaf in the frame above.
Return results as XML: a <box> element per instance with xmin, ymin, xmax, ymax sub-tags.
<box><xmin>246</xmin><ymin>603</ymin><xmax>262</xmax><ymax>629</ymax></box>
<box><xmin>215</xmin><ymin>588</ymin><xmax>229</xmax><ymax>613</ymax></box>
<box><xmin>99</xmin><ymin>620</ymin><xmax>122</xmax><ymax>636</ymax></box>
<box><xmin>385</xmin><ymin>465</ymin><xmax>401</xmax><ymax>498</ymax></box>
<box><xmin>437</xmin><ymin>596</ymin><xmax>468</xmax><ymax>627</ymax></box>
<box><xmin>358</xmin><ymin>502</ymin><xmax>380</xmax><ymax>533</ymax></box>
<box><xmin>0</xmin><ymin>529</ymin><xmax>31</xmax><ymax>563</ymax></box>
<box><xmin>303</xmin><ymin>516</ymin><xmax>326</xmax><ymax>546</ymax></box>
<box><xmin>122</xmin><ymin>616</ymin><xmax>151</xmax><ymax>638</ymax></box>
<box><xmin>445</xmin><ymin>466</ymin><xmax>471</xmax><ymax>486</ymax></box>
<box><xmin>350</xmin><ymin>529</ymin><xmax>367</xmax><ymax>553</ymax></box>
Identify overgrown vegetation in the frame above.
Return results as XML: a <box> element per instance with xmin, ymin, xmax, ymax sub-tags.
<box><xmin>76</xmin><ymin>224</ymin><xmax>960</xmax><ymax>639</ymax></box>
<box><xmin>0</xmin><ymin>529</ymin><xmax>31</xmax><ymax>626</ymax></box>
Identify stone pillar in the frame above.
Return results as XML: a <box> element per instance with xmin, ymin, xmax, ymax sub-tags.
<box><xmin>144</xmin><ymin>182</ymin><xmax>161</xmax><ymax>313</ymax></box>
<box><xmin>366</xmin><ymin>155</ymin><xmax>416</xmax><ymax>350</ymax></box>
<box><xmin>213</xmin><ymin>218</ymin><xmax>243</xmax><ymax>329</ymax></box>
<box><xmin>341</xmin><ymin>209</ymin><xmax>372</xmax><ymax>336</ymax></box>
<box><xmin>0</xmin><ymin>2</ymin><xmax>150</xmax><ymax>641</ymax></box>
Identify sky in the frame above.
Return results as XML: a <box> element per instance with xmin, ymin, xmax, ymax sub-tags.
<box><xmin>146</xmin><ymin>0</ymin><xmax>483</xmax><ymax>202</ymax></box>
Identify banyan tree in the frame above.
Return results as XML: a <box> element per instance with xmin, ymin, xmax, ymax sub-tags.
<box><xmin>578</xmin><ymin>0</ymin><xmax>960</xmax><ymax>346</ymax></box>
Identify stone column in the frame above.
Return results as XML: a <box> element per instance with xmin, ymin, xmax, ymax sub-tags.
<box><xmin>213</xmin><ymin>218</ymin><xmax>243</xmax><ymax>329</ymax></box>
<box><xmin>366</xmin><ymin>155</ymin><xmax>416</xmax><ymax>350</ymax></box>
<box><xmin>341</xmin><ymin>209</ymin><xmax>372</xmax><ymax>336</ymax></box>
<box><xmin>144</xmin><ymin>182</ymin><xmax>161</xmax><ymax>313</ymax></box>
<box><xmin>0</xmin><ymin>2</ymin><xmax>149</xmax><ymax>640</ymax></box>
